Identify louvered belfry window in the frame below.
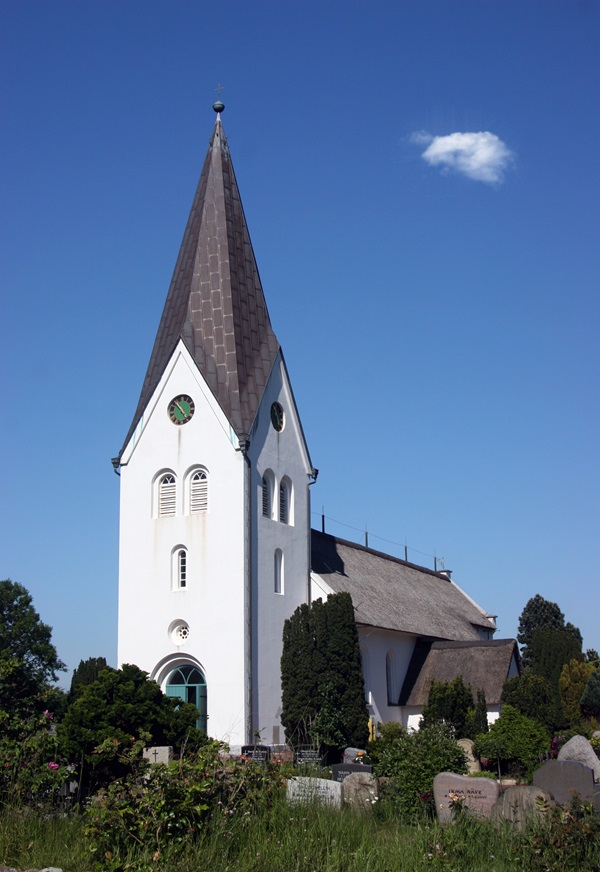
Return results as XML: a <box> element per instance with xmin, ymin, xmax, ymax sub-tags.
<box><xmin>190</xmin><ymin>470</ymin><xmax>208</xmax><ymax>513</ymax></box>
<box><xmin>262</xmin><ymin>476</ymin><xmax>271</xmax><ymax>518</ymax></box>
<box><xmin>279</xmin><ymin>482</ymin><xmax>288</xmax><ymax>524</ymax></box>
<box><xmin>159</xmin><ymin>474</ymin><xmax>176</xmax><ymax>517</ymax></box>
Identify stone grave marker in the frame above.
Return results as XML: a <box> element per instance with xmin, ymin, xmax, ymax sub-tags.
<box><xmin>143</xmin><ymin>746</ymin><xmax>173</xmax><ymax>765</ymax></box>
<box><xmin>557</xmin><ymin>735</ymin><xmax>600</xmax><ymax>781</ymax></box>
<box><xmin>457</xmin><ymin>738</ymin><xmax>480</xmax><ymax>773</ymax></box>
<box><xmin>342</xmin><ymin>772</ymin><xmax>379</xmax><ymax>812</ymax></box>
<box><xmin>332</xmin><ymin>762</ymin><xmax>373</xmax><ymax>783</ymax></box>
<box><xmin>294</xmin><ymin>746</ymin><xmax>322</xmax><ymax>767</ymax></box>
<box><xmin>343</xmin><ymin>747</ymin><xmax>366</xmax><ymax>763</ymax></box>
<box><xmin>287</xmin><ymin>776</ymin><xmax>343</xmax><ymax>809</ymax></box>
<box><xmin>433</xmin><ymin>772</ymin><xmax>500</xmax><ymax>823</ymax></box>
<box><xmin>241</xmin><ymin>744</ymin><xmax>271</xmax><ymax>763</ymax></box>
<box><xmin>491</xmin><ymin>786</ymin><xmax>555</xmax><ymax>831</ymax></box>
<box><xmin>533</xmin><ymin>760</ymin><xmax>599</xmax><ymax>811</ymax></box>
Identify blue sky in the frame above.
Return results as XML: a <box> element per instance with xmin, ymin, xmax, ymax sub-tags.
<box><xmin>1</xmin><ymin>1</ymin><xmax>598</xmax><ymax>685</ymax></box>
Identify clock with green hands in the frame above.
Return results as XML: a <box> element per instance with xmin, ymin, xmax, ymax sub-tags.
<box><xmin>168</xmin><ymin>395</ymin><xmax>195</xmax><ymax>425</ymax></box>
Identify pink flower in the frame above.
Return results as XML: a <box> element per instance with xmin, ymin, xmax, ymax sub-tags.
<box><xmin>48</xmin><ymin>762</ymin><xmax>59</xmax><ymax>771</ymax></box>
<box><xmin>43</xmin><ymin>710</ymin><xmax>53</xmax><ymax>720</ymax></box>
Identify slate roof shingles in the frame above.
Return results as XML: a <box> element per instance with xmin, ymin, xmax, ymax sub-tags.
<box><xmin>119</xmin><ymin>116</ymin><xmax>279</xmax><ymax>457</ymax></box>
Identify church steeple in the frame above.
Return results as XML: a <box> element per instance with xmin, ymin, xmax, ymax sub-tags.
<box><xmin>120</xmin><ymin>109</ymin><xmax>280</xmax><ymax>456</ymax></box>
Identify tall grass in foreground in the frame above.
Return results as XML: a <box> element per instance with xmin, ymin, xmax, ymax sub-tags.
<box><xmin>0</xmin><ymin>795</ymin><xmax>599</xmax><ymax>872</ymax></box>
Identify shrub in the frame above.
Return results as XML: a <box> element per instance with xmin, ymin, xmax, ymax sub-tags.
<box><xmin>372</xmin><ymin>722</ymin><xmax>467</xmax><ymax>819</ymax></box>
<box><xmin>84</xmin><ymin>741</ymin><xmax>287</xmax><ymax>868</ymax></box>
<box><xmin>474</xmin><ymin>705</ymin><xmax>549</xmax><ymax>779</ymax></box>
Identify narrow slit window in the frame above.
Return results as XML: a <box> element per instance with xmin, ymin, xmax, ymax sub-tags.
<box><xmin>274</xmin><ymin>548</ymin><xmax>284</xmax><ymax>594</ymax></box>
<box><xmin>190</xmin><ymin>470</ymin><xmax>208</xmax><ymax>513</ymax></box>
<box><xmin>159</xmin><ymin>474</ymin><xmax>176</xmax><ymax>517</ymax></box>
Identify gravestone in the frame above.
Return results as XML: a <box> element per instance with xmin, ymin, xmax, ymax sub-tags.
<box><xmin>533</xmin><ymin>760</ymin><xmax>599</xmax><ymax>811</ymax></box>
<box><xmin>143</xmin><ymin>746</ymin><xmax>173</xmax><ymax>765</ymax></box>
<box><xmin>294</xmin><ymin>746</ymin><xmax>322</xmax><ymax>767</ymax></box>
<box><xmin>557</xmin><ymin>735</ymin><xmax>600</xmax><ymax>781</ymax></box>
<box><xmin>332</xmin><ymin>762</ymin><xmax>373</xmax><ymax>783</ymax></box>
<box><xmin>342</xmin><ymin>772</ymin><xmax>379</xmax><ymax>812</ymax></box>
<box><xmin>286</xmin><ymin>776</ymin><xmax>343</xmax><ymax>809</ymax></box>
<box><xmin>433</xmin><ymin>772</ymin><xmax>500</xmax><ymax>823</ymax></box>
<box><xmin>491</xmin><ymin>786</ymin><xmax>555</xmax><ymax>831</ymax></box>
<box><xmin>343</xmin><ymin>747</ymin><xmax>366</xmax><ymax>763</ymax></box>
<box><xmin>241</xmin><ymin>744</ymin><xmax>271</xmax><ymax>763</ymax></box>
<box><xmin>457</xmin><ymin>738</ymin><xmax>480</xmax><ymax>773</ymax></box>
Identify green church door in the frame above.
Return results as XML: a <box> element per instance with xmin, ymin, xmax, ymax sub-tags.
<box><xmin>166</xmin><ymin>665</ymin><xmax>207</xmax><ymax>732</ymax></box>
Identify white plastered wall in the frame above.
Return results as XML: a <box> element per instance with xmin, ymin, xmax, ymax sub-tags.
<box><xmin>247</xmin><ymin>353</ymin><xmax>313</xmax><ymax>746</ymax></box>
<box><xmin>117</xmin><ymin>341</ymin><xmax>247</xmax><ymax>746</ymax></box>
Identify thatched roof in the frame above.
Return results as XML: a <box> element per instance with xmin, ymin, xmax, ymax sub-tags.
<box><xmin>400</xmin><ymin>639</ymin><xmax>520</xmax><ymax>706</ymax></box>
<box><xmin>311</xmin><ymin>530</ymin><xmax>496</xmax><ymax>641</ymax></box>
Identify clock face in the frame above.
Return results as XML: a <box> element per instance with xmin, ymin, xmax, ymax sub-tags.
<box><xmin>270</xmin><ymin>402</ymin><xmax>284</xmax><ymax>432</ymax></box>
<box><xmin>168</xmin><ymin>395</ymin><xmax>195</xmax><ymax>425</ymax></box>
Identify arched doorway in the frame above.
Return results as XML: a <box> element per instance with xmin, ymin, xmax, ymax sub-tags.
<box><xmin>165</xmin><ymin>664</ymin><xmax>207</xmax><ymax>732</ymax></box>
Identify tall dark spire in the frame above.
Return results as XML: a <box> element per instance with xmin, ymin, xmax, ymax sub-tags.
<box><xmin>120</xmin><ymin>115</ymin><xmax>280</xmax><ymax>455</ymax></box>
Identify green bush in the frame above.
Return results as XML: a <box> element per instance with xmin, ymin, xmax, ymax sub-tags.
<box><xmin>474</xmin><ymin>705</ymin><xmax>549</xmax><ymax>779</ymax></box>
<box><xmin>372</xmin><ymin>722</ymin><xmax>467</xmax><ymax>819</ymax></box>
<box><xmin>84</xmin><ymin>741</ymin><xmax>287</xmax><ymax>868</ymax></box>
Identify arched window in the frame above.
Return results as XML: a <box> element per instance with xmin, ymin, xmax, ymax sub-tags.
<box><xmin>279</xmin><ymin>476</ymin><xmax>293</xmax><ymax>525</ymax></box>
<box><xmin>274</xmin><ymin>549</ymin><xmax>284</xmax><ymax>594</ymax></box>
<box><xmin>159</xmin><ymin>474</ymin><xmax>176</xmax><ymax>517</ymax></box>
<box><xmin>386</xmin><ymin>651</ymin><xmax>396</xmax><ymax>706</ymax></box>
<box><xmin>166</xmin><ymin>665</ymin><xmax>207</xmax><ymax>732</ymax></box>
<box><xmin>171</xmin><ymin>546</ymin><xmax>188</xmax><ymax>590</ymax></box>
<box><xmin>190</xmin><ymin>469</ymin><xmax>208</xmax><ymax>513</ymax></box>
<box><xmin>262</xmin><ymin>470</ymin><xmax>274</xmax><ymax>519</ymax></box>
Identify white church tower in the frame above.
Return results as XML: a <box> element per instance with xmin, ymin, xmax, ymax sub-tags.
<box><xmin>113</xmin><ymin>103</ymin><xmax>315</xmax><ymax>749</ymax></box>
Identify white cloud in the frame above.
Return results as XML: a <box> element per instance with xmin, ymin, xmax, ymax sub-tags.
<box><xmin>412</xmin><ymin>131</ymin><xmax>513</xmax><ymax>184</ymax></box>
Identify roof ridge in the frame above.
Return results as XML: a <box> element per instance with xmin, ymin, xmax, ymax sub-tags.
<box><xmin>311</xmin><ymin>528</ymin><xmax>450</xmax><ymax>580</ymax></box>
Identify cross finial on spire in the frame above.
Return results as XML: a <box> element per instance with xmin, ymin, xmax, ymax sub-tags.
<box><xmin>213</xmin><ymin>82</ymin><xmax>225</xmax><ymax>114</ymax></box>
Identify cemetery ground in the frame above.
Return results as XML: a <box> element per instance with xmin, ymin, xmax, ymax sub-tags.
<box><xmin>1</xmin><ymin>763</ymin><xmax>599</xmax><ymax>872</ymax></box>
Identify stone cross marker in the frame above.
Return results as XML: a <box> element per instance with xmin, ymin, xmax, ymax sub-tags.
<box><xmin>433</xmin><ymin>772</ymin><xmax>500</xmax><ymax>823</ymax></box>
<box><xmin>143</xmin><ymin>746</ymin><xmax>173</xmax><ymax>766</ymax></box>
<box><xmin>287</xmin><ymin>777</ymin><xmax>343</xmax><ymax>809</ymax></box>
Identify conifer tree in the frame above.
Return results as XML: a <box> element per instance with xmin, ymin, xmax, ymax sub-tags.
<box><xmin>281</xmin><ymin>593</ymin><xmax>368</xmax><ymax>754</ymax></box>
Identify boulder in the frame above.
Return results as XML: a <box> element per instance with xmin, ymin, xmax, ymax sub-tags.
<box><xmin>491</xmin><ymin>786</ymin><xmax>555</xmax><ymax>831</ymax></box>
<box><xmin>342</xmin><ymin>771</ymin><xmax>379</xmax><ymax>812</ymax></box>
<box><xmin>558</xmin><ymin>735</ymin><xmax>600</xmax><ymax>781</ymax></box>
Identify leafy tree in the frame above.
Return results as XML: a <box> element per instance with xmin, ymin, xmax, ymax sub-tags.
<box><xmin>59</xmin><ymin>663</ymin><xmax>202</xmax><ymax>795</ymax></box>
<box><xmin>580</xmin><ymin>669</ymin><xmax>600</xmax><ymax>718</ymax></box>
<box><xmin>372</xmin><ymin>721</ymin><xmax>467</xmax><ymax>819</ymax></box>
<box><xmin>68</xmin><ymin>656</ymin><xmax>108</xmax><ymax>703</ymax></box>
<box><xmin>501</xmin><ymin>673</ymin><xmax>555</xmax><ymax>733</ymax></box>
<box><xmin>585</xmin><ymin>648</ymin><xmax>600</xmax><ymax>665</ymax></box>
<box><xmin>517</xmin><ymin>594</ymin><xmax>566</xmax><ymax>670</ymax></box>
<box><xmin>559</xmin><ymin>659</ymin><xmax>595</xmax><ymax>729</ymax></box>
<box><xmin>0</xmin><ymin>580</ymin><xmax>65</xmax><ymax>734</ymax></box>
<box><xmin>281</xmin><ymin>593</ymin><xmax>368</xmax><ymax>756</ymax></box>
<box><xmin>474</xmin><ymin>705</ymin><xmax>549</xmax><ymax>779</ymax></box>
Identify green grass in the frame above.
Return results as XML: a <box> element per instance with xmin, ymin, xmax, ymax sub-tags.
<box><xmin>0</xmin><ymin>796</ymin><xmax>598</xmax><ymax>872</ymax></box>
